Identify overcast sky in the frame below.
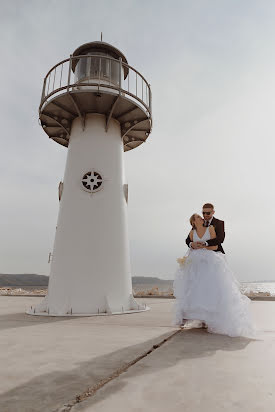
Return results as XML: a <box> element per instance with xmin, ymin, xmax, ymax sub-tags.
<box><xmin>1</xmin><ymin>0</ymin><xmax>275</xmax><ymax>281</ymax></box>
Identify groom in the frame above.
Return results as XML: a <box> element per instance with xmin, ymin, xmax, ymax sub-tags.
<box><xmin>186</xmin><ymin>203</ymin><xmax>225</xmax><ymax>254</ymax></box>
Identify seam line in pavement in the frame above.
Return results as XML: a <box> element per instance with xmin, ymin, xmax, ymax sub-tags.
<box><xmin>53</xmin><ymin>329</ymin><xmax>182</xmax><ymax>412</ymax></box>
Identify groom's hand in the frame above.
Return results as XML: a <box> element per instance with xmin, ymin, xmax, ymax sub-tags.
<box><xmin>196</xmin><ymin>242</ymin><xmax>205</xmax><ymax>248</ymax></box>
<box><xmin>191</xmin><ymin>242</ymin><xmax>204</xmax><ymax>249</ymax></box>
<box><xmin>191</xmin><ymin>242</ymin><xmax>205</xmax><ymax>249</ymax></box>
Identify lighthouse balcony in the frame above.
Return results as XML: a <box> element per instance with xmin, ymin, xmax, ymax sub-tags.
<box><xmin>39</xmin><ymin>54</ymin><xmax>152</xmax><ymax>151</ymax></box>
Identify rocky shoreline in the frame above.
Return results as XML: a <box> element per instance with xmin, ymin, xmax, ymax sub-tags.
<box><xmin>0</xmin><ymin>286</ymin><xmax>272</xmax><ymax>298</ymax></box>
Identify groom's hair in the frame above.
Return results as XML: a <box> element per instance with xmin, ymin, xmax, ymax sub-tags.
<box><xmin>203</xmin><ymin>203</ymin><xmax>214</xmax><ymax>209</ymax></box>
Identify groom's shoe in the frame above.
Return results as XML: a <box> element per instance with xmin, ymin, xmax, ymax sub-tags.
<box><xmin>201</xmin><ymin>322</ymin><xmax>208</xmax><ymax>329</ymax></box>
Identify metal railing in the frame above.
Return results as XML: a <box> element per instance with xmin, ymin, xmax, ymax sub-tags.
<box><xmin>39</xmin><ymin>54</ymin><xmax>152</xmax><ymax>118</ymax></box>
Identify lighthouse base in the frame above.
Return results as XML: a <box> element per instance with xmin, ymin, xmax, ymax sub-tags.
<box><xmin>26</xmin><ymin>294</ymin><xmax>151</xmax><ymax>317</ymax></box>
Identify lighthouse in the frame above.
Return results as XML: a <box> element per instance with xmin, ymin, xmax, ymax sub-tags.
<box><xmin>28</xmin><ymin>41</ymin><xmax>152</xmax><ymax>316</ymax></box>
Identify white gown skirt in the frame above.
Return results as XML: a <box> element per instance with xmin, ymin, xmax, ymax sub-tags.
<box><xmin>172</xmin><ymin>249</ymin><xmax>257</xmax><ymax>338</ymax></box>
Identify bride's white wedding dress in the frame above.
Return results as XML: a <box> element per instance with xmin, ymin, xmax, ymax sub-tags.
<box><xmin>172</xmin><ymin>227</ymin><xmax>257</xmax><ymax>338</ymax></box>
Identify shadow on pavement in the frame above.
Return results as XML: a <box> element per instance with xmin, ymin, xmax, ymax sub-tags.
<box><xmin>0</xmin><ymin>328</ymin><xmax>255</xmax><ymax>412</ymax></box>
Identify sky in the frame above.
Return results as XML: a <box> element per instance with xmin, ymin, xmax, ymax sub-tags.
<box><xmin>1</xmin><ymin>0</ymin><xmax>275</xmax><ymax>282</ymax></box>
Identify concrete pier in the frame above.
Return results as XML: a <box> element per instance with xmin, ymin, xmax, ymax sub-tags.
<box><xmin>0</xmin><ymin>297</ymin><xmax>274</xmax><ymax>411</ymax></box>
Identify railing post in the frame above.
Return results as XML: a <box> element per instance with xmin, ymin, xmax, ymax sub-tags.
<box><xmin>53</xmin><ymin>68</ymin><xmax>56</xmax><ymax>91</ymax></box>
<box><xmin>60</xmin><ymin>63</ymin><xmax>63</xmax><ymax>88</ymax></box>
<box><xmin>119</xmin><ymin>57</ymin><xmax>122</xmax><ymax>95</ymax></box>
<box><xmin>41</xmin><ymin>77</ymin><xmax>46</xmax><ymax>102</ymax></box>
<box><xmin>149</xmin><ymin>84</ymin><xmax>152</xmax><ymax>114</ymax></box>
<box><xmin>47</xmin><ymin>72</ymin><xmax>51</xmax><ymax>96</ymax></box>
<box><xmin>67</xmin><ymin>55</ymin><xmax>72</xmax><ymax>92</ymax></box>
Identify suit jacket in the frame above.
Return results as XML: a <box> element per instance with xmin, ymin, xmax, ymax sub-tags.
<box><xmin>185</xmin><ymin>217</ymin><xmax>225</xmax><ymax>254</ymax></box>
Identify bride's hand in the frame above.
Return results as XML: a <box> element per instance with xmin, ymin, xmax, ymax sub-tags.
<box><xmin>196</xmin><ymin>242</ymin><xmax>205</xmax><ymax>248</ymax></box>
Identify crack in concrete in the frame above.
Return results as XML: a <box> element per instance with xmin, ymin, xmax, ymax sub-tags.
<box><xmin>54</xmin><ymin>329</ymin><xmax>182</xmax><ymax>412</ymax></box>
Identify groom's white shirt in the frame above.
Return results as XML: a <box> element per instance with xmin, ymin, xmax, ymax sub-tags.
<box><xmin>208</xmin><ymin>217</ymin><xmax>214</xmax><ymax>225</ymax></box>
<box><xmin>204</xmin><ymin>217</ymin><xmax>214</xmax><ymax>246</ymax></box>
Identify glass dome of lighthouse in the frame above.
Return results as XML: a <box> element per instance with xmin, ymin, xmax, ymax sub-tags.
<box><xmin>72</xmin><ymin>41</ymin><xmax>129</xmax><ymax>86</ymax></box>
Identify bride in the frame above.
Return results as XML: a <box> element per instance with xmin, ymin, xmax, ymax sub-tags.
<box><xmin>172</xmin><ymin>213</ymin><xmax>257</xmax><ymax>338</ymax></box>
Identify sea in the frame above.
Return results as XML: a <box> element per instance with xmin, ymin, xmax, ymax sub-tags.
<box><xmin>6</xmin><ymin>281</ymin><xmax>275</xmax><ymax>296</ymax></box>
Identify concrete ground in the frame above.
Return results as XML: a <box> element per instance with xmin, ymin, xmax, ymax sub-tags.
<box><xmin>0</xmin><ymin>297</ymin><xmax>274</xmax><ymax>412</ymax></box>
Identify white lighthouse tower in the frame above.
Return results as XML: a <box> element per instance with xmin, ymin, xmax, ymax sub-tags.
<box><xmin>28</xmin><ymin>41</ymin><xmax>152</xmax><ymax>316</ymax></box>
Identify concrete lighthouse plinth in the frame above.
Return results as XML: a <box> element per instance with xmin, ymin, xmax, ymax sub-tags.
<box><xmin>28</xmin><ymin>41</ymin><xmax>152</xmax><ymax>317</ymax></box>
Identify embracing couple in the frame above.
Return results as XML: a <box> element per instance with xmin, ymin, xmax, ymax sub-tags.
<box><xmin>186</xmin><ymin>203</ymin><xmax>225</xmax><ymax>254</ymax></box>
<box><xmin>172</xmin><ymin>203</ymin><xmax>257</xmax><ymax>338</ymax></box>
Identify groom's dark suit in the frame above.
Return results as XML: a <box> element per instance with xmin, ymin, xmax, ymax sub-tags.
<box><xmin>186</xmin><ymin>217</ymin><xmax>225</xmax><ymax>254</ymax></box>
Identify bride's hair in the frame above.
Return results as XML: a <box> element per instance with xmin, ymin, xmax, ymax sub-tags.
<box><xmin>190</xmin><ymin>214</ymin><xmax>197</xmax><ymax>229</ymax></box>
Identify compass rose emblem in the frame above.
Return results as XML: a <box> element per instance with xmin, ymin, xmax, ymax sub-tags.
<box><xmin>82</xmin><ymin>171</ymin><xmax>103</xmax><ymax>193</ymax></box>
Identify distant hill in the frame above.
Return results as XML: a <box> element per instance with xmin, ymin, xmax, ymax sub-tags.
<box><xmin>0</xmin><ymin>274</ymin><xmax>171</xmax><ymax>287</ymax></box>
<box><xmin>131</xmin><ymin>276</ymin><xmax>171</xmax><ymax>284</ymax></box>
<box><xmin>0</xmin><ymin>274</ymin><xmax>49</xmax><ymax>286</ymax></box>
